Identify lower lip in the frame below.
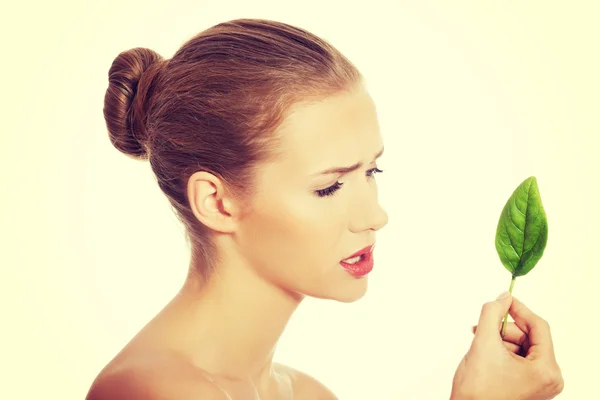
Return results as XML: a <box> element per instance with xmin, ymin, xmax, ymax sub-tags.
<box><xmin>340</xmin><ymin>251</ymin><xmax>374</xmax><ymax>277</ymax></box>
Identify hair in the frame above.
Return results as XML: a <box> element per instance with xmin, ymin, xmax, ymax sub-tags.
<box><xmin>103</xmin><ymin>18</ymin><xmax>363</xmax><ymax>277</ymax></box>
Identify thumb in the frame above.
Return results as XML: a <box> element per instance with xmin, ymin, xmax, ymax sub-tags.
<box><xmin>473</xmin><ymin>291</ymin><xmax>513</xmax><ymax>343</ymax></box>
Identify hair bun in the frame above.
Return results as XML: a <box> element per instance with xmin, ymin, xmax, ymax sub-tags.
<box><xmin>103</xmin><ymin>47</ymin><xmax>164</xmax><ymax>159</ymax></box>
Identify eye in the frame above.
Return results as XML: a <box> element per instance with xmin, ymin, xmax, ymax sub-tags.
<box><xmin>314</xmin><ymin>168</ymin><xmax>384</xmax><ymax>198</ymax></box>
<box><xmin>367</xmin><ymin>167</ymin><xmax>384</xmax><ymax>178</ymax></box>
<box><xmin>315</xmin><ymin>181</ymin><xmax>344</xmax><ymax>197</ymax></box>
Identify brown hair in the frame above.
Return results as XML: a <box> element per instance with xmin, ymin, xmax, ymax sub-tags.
<box><xmin>103</xmin><ymin>18</ymin><xmax>363</xmax><ymax>276</ymax></box>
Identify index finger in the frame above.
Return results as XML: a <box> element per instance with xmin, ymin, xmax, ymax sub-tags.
<box><xmin>509</xmin><ymin>296</ymin><xmax>556</xmax><ymax>360</ymax></box>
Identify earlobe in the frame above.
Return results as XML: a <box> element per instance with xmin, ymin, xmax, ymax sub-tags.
<box><xmin>187</xmin><ymin>171</ymin><xmax>238</xmax><ymax>233</ymax></box>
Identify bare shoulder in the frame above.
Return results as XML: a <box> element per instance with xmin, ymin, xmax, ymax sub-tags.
<box><xmin>86</xmin><ymin>351</ymin><xmax>230</xmax><ymax>400</ymax></box>
<box><xmin>274</xmin><ymin>363</ymin><xmax>338</xmax><ymax>400</ymax></box>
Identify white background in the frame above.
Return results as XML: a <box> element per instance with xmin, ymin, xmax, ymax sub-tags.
<box><xmin>2</xmin><ymin>1</ymin><xmax>599</xmax><ymax>399</ymax></box>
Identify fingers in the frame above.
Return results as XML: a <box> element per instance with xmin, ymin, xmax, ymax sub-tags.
<box><xmin>503</xmin><ymin>340</ymin><xmax>522</xmax><ymax>355</ymax></box>
<box><xmin>473</xmin><ymin>292</ymin><xmax>513</xmax><ymax>343</ymax></box>
<box><xmin>508</xmin><ymin>296</ymin><xmax>555</xmax><ymax>359</ymax></box>
<box><xmin>472</xmin><ymin>322</ymin><xmax>530</xmax><ymax>356</ymax></box>
<box><xmin>472</xmin><ymin>293</ymin><xmax>556</xmax><ymax>362</ymax></box>
<box><xmin>472</xmin><ymin>322</ymin><xmax>528</xmax><ymax>347</ymax></box>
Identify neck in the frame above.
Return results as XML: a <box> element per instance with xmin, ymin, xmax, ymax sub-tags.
<box><xmin>163</xmin><ymin>257</ymin><xmax>303</xmax><ymax>385</ymax></box>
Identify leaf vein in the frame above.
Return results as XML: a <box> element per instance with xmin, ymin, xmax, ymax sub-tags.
<box><xmin>502</xmin><ymin>216</ymin><xmax>521</xmax><ymax>264</ymax></box>
<box><xmin>508</xmin><ymin>202</ymin><xmax>524</xmax><ymax>235</ymax></box>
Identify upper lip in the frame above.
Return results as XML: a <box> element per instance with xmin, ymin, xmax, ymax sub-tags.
<box><xmin>342</xmin><ymin>243</ymin><xmax>375</xmax><ymax>260</ymax></box>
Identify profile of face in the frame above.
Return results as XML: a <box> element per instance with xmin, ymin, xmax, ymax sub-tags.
<box><xmin>231</xmin><ymin>85</ymin><xmax>389</xmax><ymax>303</ymax></box>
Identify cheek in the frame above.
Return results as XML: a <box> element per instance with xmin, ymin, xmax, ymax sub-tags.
<box><xmin>242</xmin><ymin>194</ymin><xmax>347</xmax><ymax>278</ymax></box>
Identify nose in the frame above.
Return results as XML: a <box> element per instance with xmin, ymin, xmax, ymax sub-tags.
<box><xmin>348</xmin><ymin>185</ymin><xmax>389</xmax><ymax>233</ymax></box>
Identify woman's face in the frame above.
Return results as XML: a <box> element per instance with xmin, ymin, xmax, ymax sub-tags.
<box><xmin>236</xmin><ymin>86</ymin><xmax>388</xmax><ymax>303</ymax></box>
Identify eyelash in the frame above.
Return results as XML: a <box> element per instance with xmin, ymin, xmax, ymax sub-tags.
<box><xmin>315</xmin><ymin>168</ymin><xmax>384</xmax><ymax>198</ymax></box>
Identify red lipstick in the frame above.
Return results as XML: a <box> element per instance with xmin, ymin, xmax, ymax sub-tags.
<box><xmin>340</xmin><ymin>244</ymin><xmax>375</xmax><ymax>277</ymax></box>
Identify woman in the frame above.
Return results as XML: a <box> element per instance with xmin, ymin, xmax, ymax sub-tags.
<box><xmin>86</xmin><ymin>18</ymin><xmax>564</xmax><ymax>400</ymax></box>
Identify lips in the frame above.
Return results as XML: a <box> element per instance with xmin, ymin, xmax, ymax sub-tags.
<box><xmin>341</xmin><ymin>243</ymin><xmax>375</xmax><ymax>261</ymax></box>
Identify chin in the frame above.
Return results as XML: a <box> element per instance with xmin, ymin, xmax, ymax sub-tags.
<box><xmin>310</xmin><ymin>275</ymin><xmax>370</xmax><ymax>303</ymax></box>
<box><xmin>336</xmin><ymin>277</ymin><xmax>369</xmax><ymax>303</ymax></box>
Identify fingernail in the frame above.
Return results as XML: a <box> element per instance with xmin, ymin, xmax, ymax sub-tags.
<box><xmin>496</xmin><ymin>291</ymin><xmax>510</xmax><ymax>300</ymax></box>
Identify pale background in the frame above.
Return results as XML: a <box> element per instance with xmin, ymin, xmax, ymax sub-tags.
<box><xmin>2</xmin><ymin>1</ymin><xmax>598</xmax><ymax>399</ymax></box>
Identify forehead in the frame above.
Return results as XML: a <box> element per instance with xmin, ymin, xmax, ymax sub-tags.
<box><xmin>273</xmin><ymin>88</ymin><xmax>382</xmax><ymax>174</ymax></box>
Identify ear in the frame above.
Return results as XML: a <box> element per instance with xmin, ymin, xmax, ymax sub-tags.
<box><xmin>187</xmin><ymin>171</ymin><xmax>241</xmax><ymax>234</ymax></box>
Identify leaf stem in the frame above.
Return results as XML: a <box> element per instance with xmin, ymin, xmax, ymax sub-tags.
<box><xmin>500</xmin><ymin>276</ymin><xmax>516</xmax><ymax>338</ymax></box>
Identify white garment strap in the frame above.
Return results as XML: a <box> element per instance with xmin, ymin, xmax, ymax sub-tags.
<box><xmin>197</xmin><ymin>369</ymin><xmax>234</xmax><ymax>400</ymax></box>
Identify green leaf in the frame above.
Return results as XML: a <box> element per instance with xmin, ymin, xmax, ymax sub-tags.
<box><xmin>495</xmin><ymin>176</ymin><xmax>548</xmax><ymax>277</ymax></box>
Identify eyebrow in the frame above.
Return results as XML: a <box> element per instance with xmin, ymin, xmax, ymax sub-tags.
<box><xmin>312</xmin><ymin>147</ymin><xmax>385</xmax><ymax>176</ymax></box>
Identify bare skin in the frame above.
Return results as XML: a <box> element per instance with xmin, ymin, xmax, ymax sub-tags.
<box><xmin>86</xmin><ymin>84</ymin><xmax>564</xmax><ymax>399</ymax></box>
<box><xmin>86</xmin><ymin>279</ymin><xmax>340</xmax><ymax>399</ymax></box>
<box><xmin>86</xmin><ymin>85</ymin><xmax>388</xmax><ymax>399</ymax></box>
<box><xmin>451</xmin><ymin>293</ymin><xmax>564</xmax><ymax>399</ymax></box>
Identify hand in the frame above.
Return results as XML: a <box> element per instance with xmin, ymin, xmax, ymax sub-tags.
<box><xmin>450</xmin><ymin>292</ymin><xmax>564</xmax><ymax>400</ymax></box>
